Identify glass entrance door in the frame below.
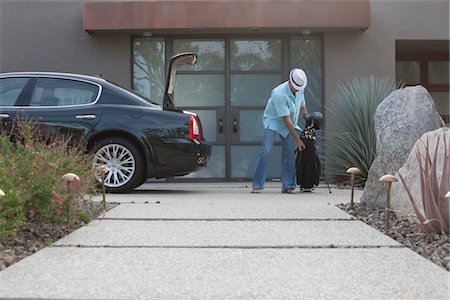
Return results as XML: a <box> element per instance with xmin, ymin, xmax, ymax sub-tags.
<box><xmin>176</xmin><ymin>38</ymin><xmax>285</xmax><ymax>180</ymax></box>
<box><xmin>228</xmin><ymin>38</ymin><xmax>283</xmax><ymax>179</ymax></box>
<box><xmin>133</xmin><ymin>35</ymin><xmax>322</xmax><ymax>181</ymax></box>
<box><xmin>172</xmin><ymin>39</ymin><xmax>227</xmax><ymax>179</ymax></box>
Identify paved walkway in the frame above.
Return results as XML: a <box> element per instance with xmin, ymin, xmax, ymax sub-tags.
<box><xmin>0</xmin><ymin>183</ymin><xmax>448</xmax><ymax>299</ymax></box>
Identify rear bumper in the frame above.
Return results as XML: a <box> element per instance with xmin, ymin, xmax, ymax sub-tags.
<box><xmin>148</xmin><ymin>141</ymin><xmax>211</xmax><ymax>178</ymax></box>
<box><xmin>193</xmin><ymin>141</ymin><xmax>211</xmax><ymax>166</ymax></box>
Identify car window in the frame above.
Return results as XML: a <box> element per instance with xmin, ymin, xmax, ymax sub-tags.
<box><xmin>101</xmin><ymin>83</ymin><xmax>158</xmax><ymax>107</ymax></box>
<box><xmin>30</xmin><ymin>78</ymin><xmax>99</xmax><ymax>106</ymax></box>
<box><xmin>0</xmin><ymin>77</ymin><xmax>29</xmax><ymax>106</ymax></box>
<box><xmin>105</xmin><ymin>80</ymin><xmax>158</xmax><ymax>106</ymax></box>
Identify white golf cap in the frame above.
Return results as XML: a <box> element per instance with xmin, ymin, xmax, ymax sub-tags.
<box><xmin>289</xmin><ymin>68</ymin><xmax>307</xmax><ymax>91</ymax></box>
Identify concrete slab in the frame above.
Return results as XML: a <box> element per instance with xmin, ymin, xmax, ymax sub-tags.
<box><xmin>102</xmin><ymin>200</ymin><xmax>353</xmax><ymax>220</ymax></box>
<box><xmin>0</xmin><ymin>247</ymin><xmax>447</xmax><ymax>299</ymax></box>
<box><xmin>54</xmin><ymin>220</ymin><xmax>399</xmax><ymax>247</ymax></box>
<box><xmin>96</xmin><ymin>183</ymin><xmax>363</xmax><ymax>206</ymax></box>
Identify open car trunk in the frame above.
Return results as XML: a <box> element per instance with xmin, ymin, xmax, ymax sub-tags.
<box><xmin>163</xmin><ymin>52</ymin><xmax>197</xmax><ymax>112</ymax></box>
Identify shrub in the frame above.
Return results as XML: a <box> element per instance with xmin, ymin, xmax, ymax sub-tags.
<box><xmin>0</xmin><ymin>119</ymin><xmax>97</xmax><ymax>239</ymax></box>
<box><xmin>398</xmin><ymin>132</ymin><xmax>449</xmax><ymax>234</ymax></box>
<box><xmin>325</xmin><ymin>76</ymin><xmax>398</xmax><ymax>185</ymax></box>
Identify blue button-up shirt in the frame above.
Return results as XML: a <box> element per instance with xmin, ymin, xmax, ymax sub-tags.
<box><xmin>262</xmin><ymin>82</ymin><xmax>305</xmax><ymax>138</ymax></box>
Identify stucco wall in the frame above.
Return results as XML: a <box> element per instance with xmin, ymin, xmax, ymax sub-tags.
<box><xmin>323</xmin><ymin>0</ymin><xmax>449</xmax><ymax>110</ymax></box>
<box><xmin>1</xmin><ymin>0</ymin><xmax>448</xmax><ymax>99</ymax></box>
<box><xmin>0</xmin><ymin>0</ymin><xmax>131</xmax><ymax>87</ymax></box>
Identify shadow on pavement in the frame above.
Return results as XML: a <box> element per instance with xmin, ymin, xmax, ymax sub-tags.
<box><xmin>129</xmin><ymin>189</ymin><xmax>199</xmax><ymax>195</ymax></box>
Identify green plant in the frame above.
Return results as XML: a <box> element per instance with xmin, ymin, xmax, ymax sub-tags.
<box><xmin>325</xmin><ymin>76</ymin><xmax>399</xmax><ymax>185</ymax></box>
<box><xmin>398</xmin><ymin>132</ymin><xmax>449</xmax><ymax>234</ymax></box>
<box><xmin>78</xmin><ymin>212</ymin><xmax>92</xmax><ymax>225</ymax></box>
<box><xmin>0</xmin><ymin>119</ymin><xmax>98</xmax><ymax>239</ymax></box>
<box><xmin>0</xmin><ymin>183</ymin><xmax>25</xmax><ymax>239</ymax></box>
<box><xmin>0</xmin><ymin>129</ymin><xmax>27</xmax><ymax>238</ymax></box>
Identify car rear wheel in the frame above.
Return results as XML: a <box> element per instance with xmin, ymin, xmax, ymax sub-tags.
<box><xmin>135</xmin><ymin>176</ymin><xmax>148</xmax><ymax>188</ymax></box>
<box><xmin>92</xmin><ymin>137</ymin><xmax>145</xmax><ymax>193</ymax></box>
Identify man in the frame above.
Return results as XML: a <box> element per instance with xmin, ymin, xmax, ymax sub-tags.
<box><xmin>251</xmin><ymin>68</ymin><xmax>308</xmax><ymax>194</ymax></box>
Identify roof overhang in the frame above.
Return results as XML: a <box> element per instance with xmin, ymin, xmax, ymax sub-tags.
<box><xmin>83</xmin><ymin>0</ymin><xmax>370</xmax><ymax>34</ymax></box>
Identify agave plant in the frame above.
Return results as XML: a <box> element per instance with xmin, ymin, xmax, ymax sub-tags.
<box><xmin>325</xmin><ymin>76</ymin><xmax>398</xmax><ymax>185</ymax></box>
<box><xmin>398</xmin><ymin>132</ymin><xmax>449</xmax><ymax>234</ymax></box>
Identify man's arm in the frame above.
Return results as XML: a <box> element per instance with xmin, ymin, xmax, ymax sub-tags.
<box><xmin>301</xmin><ymin>106</ymin><xmax>308</xmax><ymax>118</ymax></box>
<box><xmin>282</xmin><ymin>116</ymin><xmax>306</xmax><ymax>151</ymax></box>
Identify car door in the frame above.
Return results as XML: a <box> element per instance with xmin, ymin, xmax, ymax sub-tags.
<box><xmin>0</xmin><ymin>76</ymin><xmax>32</xmax><ymax>134</ymax></box>
<box><xmin>20</xmin><ymin>76</ymin><xmax>103</xmax><ymax>145</ymax></box>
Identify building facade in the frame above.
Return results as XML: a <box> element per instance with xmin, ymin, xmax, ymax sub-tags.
<box><xmin>0</xmin><ymin>0</ymin><xmax>448</xmax><ymax>181</ymax></box>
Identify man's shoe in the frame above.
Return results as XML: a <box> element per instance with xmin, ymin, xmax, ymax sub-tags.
<box><xmin>281</xmin><ymin>188</ymin><xmax>295</xmax><ymax>194</ymax></box>
<box><xmin>251</xmin><ymin>188</ymin><xmax>262</xmax><ymax>194</ymax></box>
<box><xmin>300</xmin><ymin>187</ymin><xmax>312</xmax><ymax>192</ymax></box>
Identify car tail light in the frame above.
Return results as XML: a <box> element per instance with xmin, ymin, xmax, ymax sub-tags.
<box><xmin>189</xmin><ymin>115</ymin><xmax>202</xmax><ymax>141</ymax></box>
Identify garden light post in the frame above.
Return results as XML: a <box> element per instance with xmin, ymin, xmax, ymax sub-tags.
<box><xmin>61</xmin><ymin>173</ymin><xmax>80</xmax><ymax>226</ymax></box>
<box><xmin>379</xmin><ymin>174</ymin><xmax>398</xmax><ymax>231</ymax></box>
<box><xmin>96</xmin><ymin>165</ymin><xmax>110</xmax><ymax>218</ymax></box>
<box><xmin>346</xmin><ymin>167</ymin><xmax>360</xmax><ymax>209</ymax></box>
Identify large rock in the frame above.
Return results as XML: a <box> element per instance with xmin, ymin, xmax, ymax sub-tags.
<box><xmin>391</xmin><ymin>128</ymin><xmax>450</xmax><ymax>218</ymax></box>
<box><xmin>361</xmin><ymin>86</ymin><xmax>444</xmax><ymax>207</ymax></box>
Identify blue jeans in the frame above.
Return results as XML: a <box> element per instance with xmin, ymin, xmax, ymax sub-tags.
<box><xmin>252</xmin><ymin>128</ymin><xmax>296</xmax><ymax>190</ymax></box>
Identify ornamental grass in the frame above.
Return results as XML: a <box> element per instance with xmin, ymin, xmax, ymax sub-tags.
<box><xmin>0</xmin><ymin>119</ymin><xmax>97</xmax><ymax>239</ymax></box>
<box><xmin>325</xmin><ymin>76</ymin><xmax>399</xmax><ymax>186</ymax></box>
<box><xmin>398</xmin><ymin>132</ymin><xmax>449</xmax><ymax>234</ymax></box>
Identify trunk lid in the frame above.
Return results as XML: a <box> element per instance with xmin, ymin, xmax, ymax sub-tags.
<box><xmin>163</xmin><ymin>52</ymin><xmax>197</xmax><ymax>111</ymax></box>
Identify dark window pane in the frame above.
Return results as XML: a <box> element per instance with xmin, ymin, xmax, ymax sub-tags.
<box><xmin>174</xmin><ymin>40</ymin><xmax>225</xmax><ymax>71</ymax></box>
<box><xmin>230</xmin><ymin>74</ymin><xmax>282</xmax><ymax>106</ymax></box>
<box><xmin>174</xmin><ymin>74</ymin><xmax>225</xmax><ymax>107</ymax></box>
<box><xmin>430</xmin><ymin>92</ymin><xmax>449</xmax><ymax>125</ymax></box>
<box><xmin>133</xmin><ymin>38</ymin><xmax>166</xmax><ymax>104</ymax></box>
<box><xmin>396</xmin><ymin>61</ymin><xmax>420</xmax><ymax>84</ymax></box>
<box><xmin>0</xmin><ymin>77</ymin><xmax>28</xmax><ymax>106</ymax></box>
<box><xmin>429</xmin><ymin>61</ymin><xmax>449</xmax><ymax>84</ymax></box>
<box><xmin>290</xmin><ymin>37</ymin><xmax>323</xmax><ymax>113</ymax></box>
<box><xmin>30</xmin><ymin>78</ymin><xmax>99</xmax><ymax>106</ymax></box>
<box><xmin>231</xmin><ymin>145</ymin><xmax>281</xmax><ymax>178</ymax></box>
<box><xmin>239</xmin><ymin>110</ymin><xmax>266</xmax><ymax>142</ymax></box>
<box><xmin>231</xmin><ymin>39</ymin><xmax>282</xmax><ymax>71</ymax></box>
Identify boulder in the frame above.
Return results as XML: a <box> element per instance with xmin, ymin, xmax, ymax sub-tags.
<box><xmin>361</xmin><ymin>86</ymin><xmax>444</xmax><ymax>207</ymax></box>
<box><xmin>391</xmin><ymin>128</ymin><xmax>450</xmax><ymax>218</ymax></box>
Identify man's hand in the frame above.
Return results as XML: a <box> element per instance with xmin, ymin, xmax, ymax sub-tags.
<box><xmin>282</xmin><ymin>116</ymin><xmax>306</xmax><ymax>151</ymax></box>
<box><xmin>296</xmin><ymin>138</ymin><xmax>306</xmax><ymax>151</ymax></box>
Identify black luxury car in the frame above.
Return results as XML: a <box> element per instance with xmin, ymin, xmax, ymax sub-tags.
<box><xmin>0</xmin><ymin>53</ymin><xmax>211</xmax><ymax>192</ymax></box>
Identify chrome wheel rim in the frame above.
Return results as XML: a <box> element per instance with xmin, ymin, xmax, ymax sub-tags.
<box><xmin>93</xmin><ymin>144</ymin><xmax>136</xmax><ymax>188</ymax></box>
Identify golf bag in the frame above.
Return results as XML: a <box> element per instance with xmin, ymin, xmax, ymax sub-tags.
<box><xmin>296</xmin><ymin>112</ymin><xmax>323</xmax><ymax>191</ymax></box>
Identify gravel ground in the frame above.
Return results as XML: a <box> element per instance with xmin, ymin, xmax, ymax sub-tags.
<box><xmin>0</xmin><ymin>200</ymin><xmax>118</xmax><ymax>271</ymax></box>
<box><xmin>337</xmin><ymin>202</ymin><xmax>450</xmax><ymax>271</ymax></box>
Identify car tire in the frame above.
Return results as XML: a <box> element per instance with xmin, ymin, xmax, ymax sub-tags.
<box><xmin>135</xmin><ymin>177</ymin><xmax>148</xmax><ymax>188</ymax></box>
<box><xmin>92</xmin><ymin>137</ymin><xmax>145</xmax><ymax>193</ymax></box>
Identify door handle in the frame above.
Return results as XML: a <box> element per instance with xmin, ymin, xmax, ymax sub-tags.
<box><xmin>232</xmin><ymin>118</ymin><xmax>238</xmax><ymax>133</ymax></box>
<box><xmin>218</xmin><ymin>118</ymin><xmax>223</xmax><ymax>134</ymax></box>
<box><xmin>76</xmin><ymin>115</ymin><xmax>96</xmax><ymax>120</ymax></box>
<box><xmin>0</xmin><ymin>113</ymin><xmax>10</xmax><ymax>119</ymax></box>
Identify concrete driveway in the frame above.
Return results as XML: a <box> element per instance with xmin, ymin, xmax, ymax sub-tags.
<box><xmin>0</xmin><ymin>183</ymin><xmax>448</xmax><ymax>299</ymax></box>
